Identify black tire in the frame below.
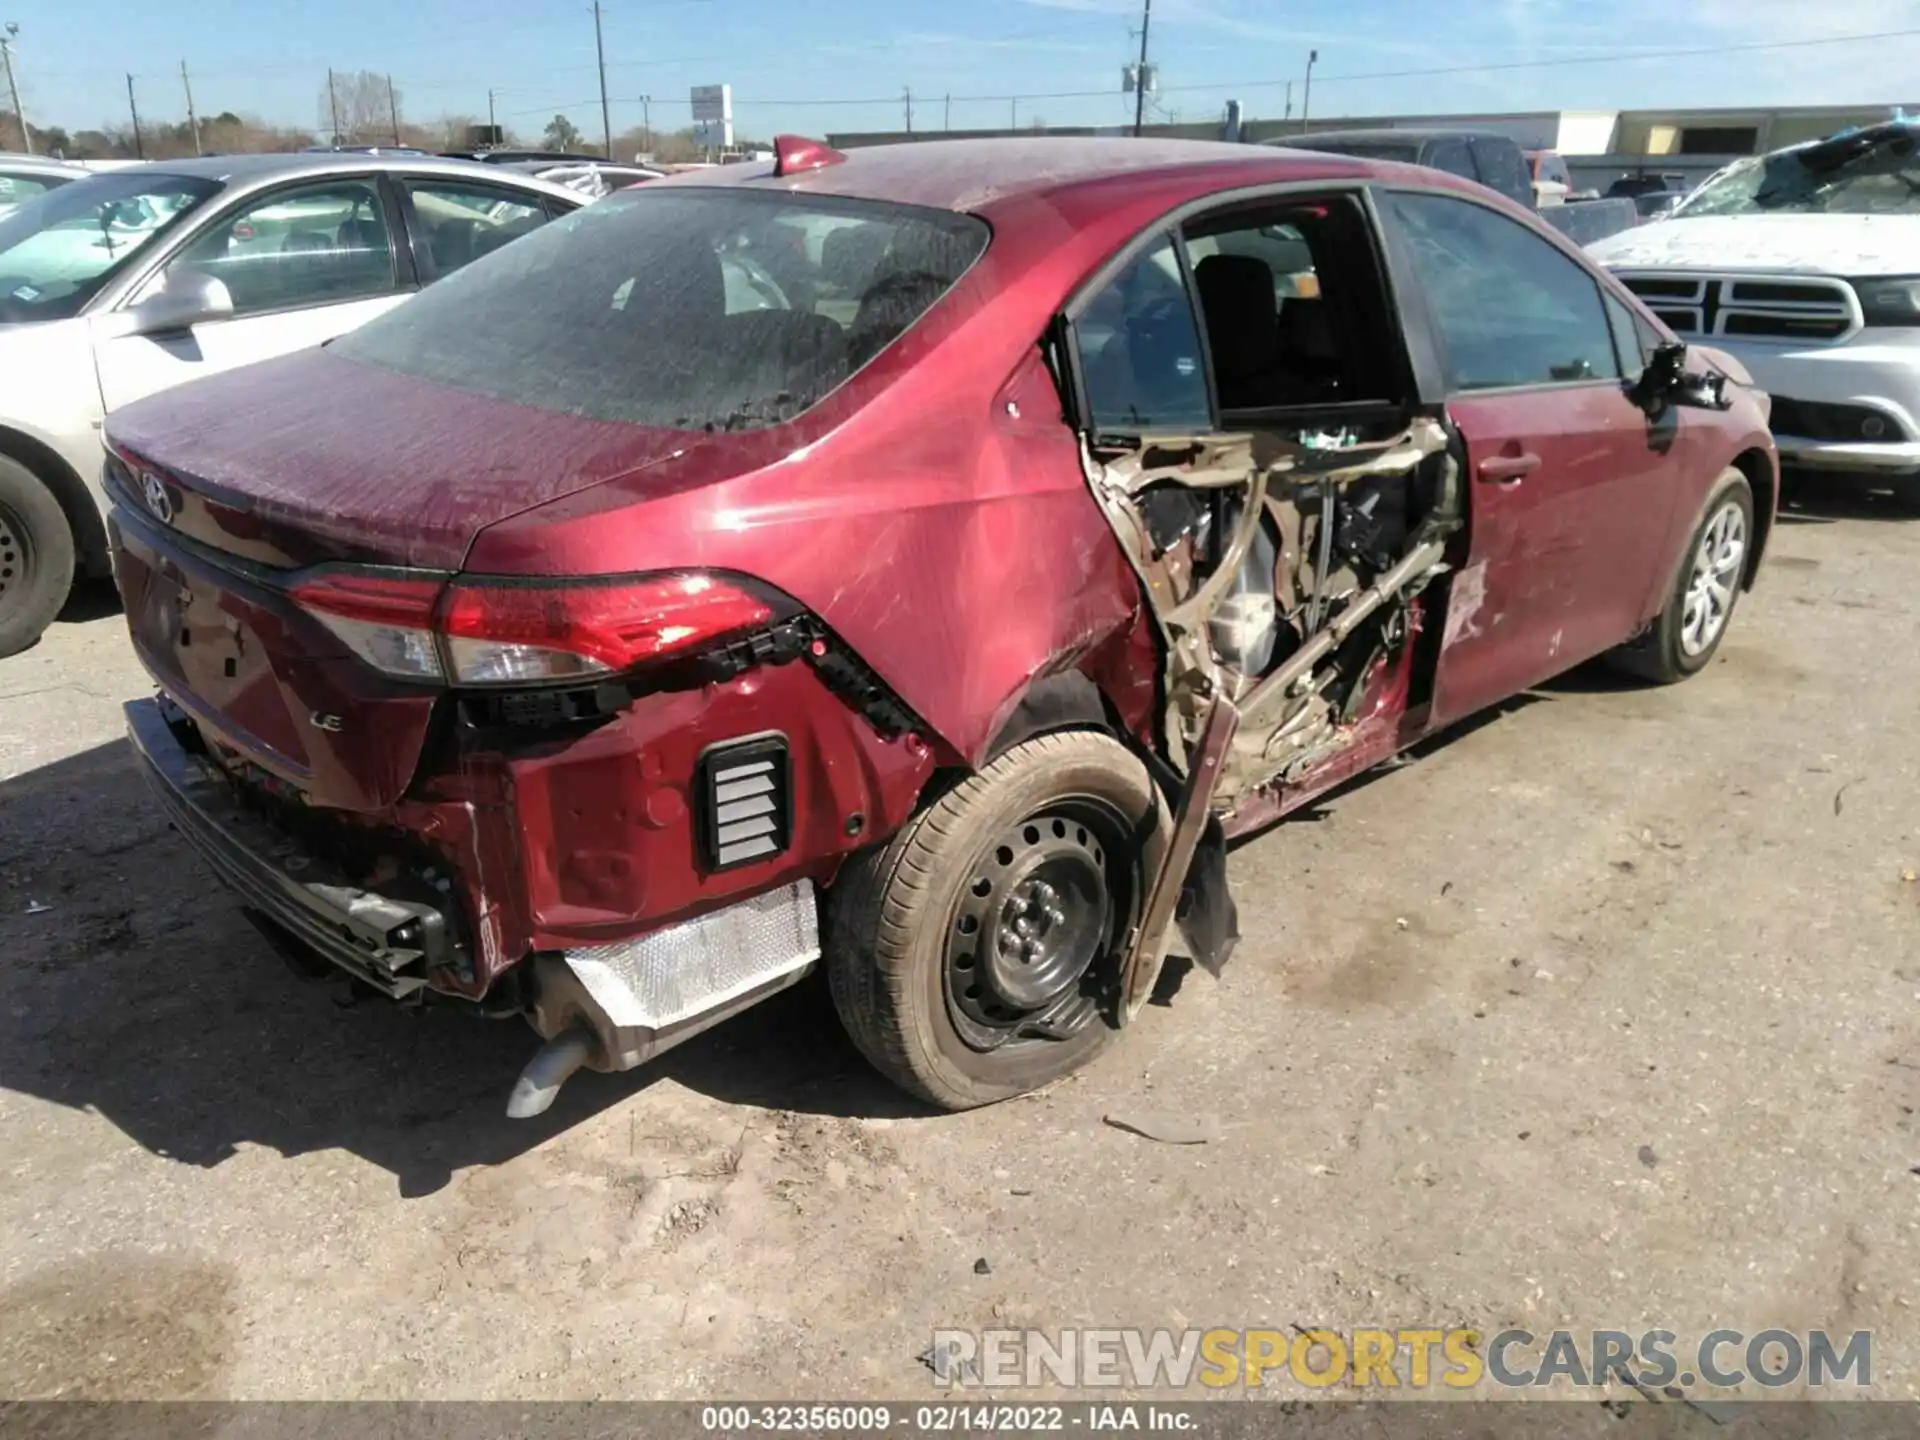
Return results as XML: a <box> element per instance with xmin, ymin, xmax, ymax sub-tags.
<box><xmin>0</xmin><ymin>454</ymin><xmax>76</xmax><ymax>660</ymax></box>
<box><xmin>1889</xmin><ymin>473</ymin><xmax>1920</xmax><ymax>514</ymax></box>
<box><xmin>1606</xmin><ymin>467</ymin><xmax>1753</xmax><ymax>685</ymax></box>
<box><xmin>826</xmin><ymin>729</ymin><xmax>1169</xmax><ymax>1110</ymax></box>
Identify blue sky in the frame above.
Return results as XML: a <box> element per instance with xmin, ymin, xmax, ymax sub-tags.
<box><xmin>8</xmin><ymin>0</ymin><xmax>1920</xmax><ymax>144</ymax></box>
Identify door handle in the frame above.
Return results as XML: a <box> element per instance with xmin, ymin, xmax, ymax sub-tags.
<box><xmin>1477</xmin><ymin>452</ymin><xmax>1540</xmax><ymax>484</ymax></box>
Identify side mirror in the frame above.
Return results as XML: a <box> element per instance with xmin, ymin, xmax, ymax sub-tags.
<box><xmin>1631</xmin><ymin>340</ymin><xmax>1733</xmax><ymax>413</ymax></box>
<box><xmin>126</xmin><ymin>270</ymin><xmax>234</xmax><ymax>337</ymax></box>
<box><xmin>1632</xmin><ymin>341</ymin><xmax>1687</xmax><ymax>410</ymax></box>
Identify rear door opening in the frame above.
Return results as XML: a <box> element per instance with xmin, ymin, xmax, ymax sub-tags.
<box><xmin>1063</xmin><ymin>188</ymin><xmax>1463</xmax><ymax>825</ymax></box>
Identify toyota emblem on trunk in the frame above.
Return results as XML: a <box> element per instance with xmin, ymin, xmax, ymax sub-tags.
<box><xmin>141</xmin><ymin>472</ymin><xmax>173</xmax><ymax>524</ymax></box>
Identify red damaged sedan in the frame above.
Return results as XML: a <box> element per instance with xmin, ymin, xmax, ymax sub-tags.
<box><xmin>105</xmin><ymin>136</ymin><xmax>1776</xmax><ymax>1117</ymax></box>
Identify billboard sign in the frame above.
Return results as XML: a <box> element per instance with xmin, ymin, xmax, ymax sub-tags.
<box><xmin>691</xmin><ymin>83</ymin><xmax>733</xmax><ymax>148</ymax></box>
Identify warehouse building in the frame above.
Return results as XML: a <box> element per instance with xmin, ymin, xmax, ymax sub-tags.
<box><xmin>828</xmin><ymin>101</ymin><xmax>1916</xmax><ymax>191</ymax></box>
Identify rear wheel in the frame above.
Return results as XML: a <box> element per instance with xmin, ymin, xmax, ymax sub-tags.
<box><xmin>826</xmin><ymin>730</ymin><xmax>1167</xmax><ymax>1110</ymax></box>
<box><xmin>1606</xmin><ymin>467</ymin><xmax>1752</xmax><ymax>684</ymax></box>
<box><xmin>0</xmin><ymin>455</ymin><xmax>76</xmax><ymax>660</ymax></box>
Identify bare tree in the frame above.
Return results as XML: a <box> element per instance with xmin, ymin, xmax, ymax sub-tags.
<box><xmin>319</xmin><ymin>69</ymin><xmax>400</xmax><ymax>145</ymax></box>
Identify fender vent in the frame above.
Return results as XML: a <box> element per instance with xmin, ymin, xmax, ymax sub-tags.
<box><xmin>696</xmin><ymin>735</ymin><xmax>791</xmax><ymax>872</ymax></box>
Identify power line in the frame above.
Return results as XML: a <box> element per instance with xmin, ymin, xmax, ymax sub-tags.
<box><xmin>46</xmin><ymin>22</ymin><xmax>1920</xmax><ymax>133</ymax></box>
<box><xmin>870</xmin><ymin>25</ymin><xmax>1920</xmax><ymax>108</ymax></box>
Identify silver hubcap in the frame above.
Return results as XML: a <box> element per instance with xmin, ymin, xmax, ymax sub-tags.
<box><xmin>1680</xmin><ymin>501</ymin><xmax>1745</xmax><ymax>658</ymax></box>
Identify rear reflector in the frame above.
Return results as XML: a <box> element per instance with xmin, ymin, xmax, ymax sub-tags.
<box><xmin>696</xmin><ymin>735</ymin><xmax>791</xmax><ymax>870</ymax></box>
<box><xmin>290</xmin><ymin>570</ymin><xmax>775</xmax><ymax>686</ymax></box>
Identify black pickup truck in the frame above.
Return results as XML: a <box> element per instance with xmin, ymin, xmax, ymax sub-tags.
<box><xmin>1266</xmin><ymin>128</ymin><xmax>1640</xmax><ymax>246</ymax></box>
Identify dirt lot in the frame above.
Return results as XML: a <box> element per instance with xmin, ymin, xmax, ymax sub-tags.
<box><xmin>1</xmin><ymin>484</ymin><xmax>1917</xmax><ymax>1404</ymax></box>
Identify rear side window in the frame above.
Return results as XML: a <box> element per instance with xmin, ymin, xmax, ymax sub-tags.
<box><xmin>1468</xmin><ymin>139</ymin><xmax>1532</xmax><ymax>207</ymax></box>
<box><xmin>403</xmin><ymin>179</ymin><xmax>553</xmax><ymax>279</ymax></box>
<box><xmin>333</xmin><ymin>189</ymin><xmax>987</xmax><ymax>431</ymax></box>
<box><xmin>1074</xmin><ymin>234</ymin><xmax>1213</xmax><ymax>434</ymax></box>
<box><xmin>1425</xmin><ymin>138</ymin><xmax>1473</xmax><ymax>180</ymax></box>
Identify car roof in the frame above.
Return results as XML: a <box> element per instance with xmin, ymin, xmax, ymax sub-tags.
<box><xmin>0</xmin><ymin>153</ymin><xmax>90</xmax><ymax>173</ymax></box>
<box><xmin>662</xmin><ymin>135</ymin><xmax>1386</xmax><ymax>215</ymax></box>
<box><xmin>45</xmin><ymin>150</ymin><xmax>588</xmax><ymax>201</ymax></box>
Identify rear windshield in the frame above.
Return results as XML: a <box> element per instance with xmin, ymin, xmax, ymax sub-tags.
<box><xmin>333</xmin><ymin>187</ymin><xmax>989</xmax><ymax>431</ymax></box>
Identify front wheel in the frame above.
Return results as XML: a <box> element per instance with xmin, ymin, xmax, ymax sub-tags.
<box><xmin>0</xmin><ymin>455</ymin><xmax>77</xmax><ymax>660</ymax></box>
<box><xmin>1606</xmin><ymin>468</ymin><xmax>1752</xmax><ymax>684</ymax></box>
<box><xmin>826</xmin><ymin>730</ymin><xmax>1168</xmax><ymax>1110</ymax></box>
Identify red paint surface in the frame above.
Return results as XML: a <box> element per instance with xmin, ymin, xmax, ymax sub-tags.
<box><xmin>102</xmin><ymin>138</ymin><xmax>1777</xmax><ymax>998</ymax></box>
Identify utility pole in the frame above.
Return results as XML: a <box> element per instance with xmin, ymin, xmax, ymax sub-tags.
<box><xmin>638</xmin><ymin>93</ymin><xmax>651</xmax><ymax>155</ymax></box>
<box><xmin>386</xmin><ymin>73</ymin><xmax>400</xmax><ymax>143</ymax></box>
<box><xmin>1010</xmin><ymin>96</ymin><xmax>1017</xmax><ymax>130</ymax></box>
<box><xmin>1132</xmin><ymin>0</ymin><xmax>1152</xmax><ymax>137</ymax></box>
<box><xmin>180</xmin><ymin>60</ymin><xmax>202</xmax><ymax>154</ymax></box>
<box><xmin>125</xmin><ymin>72</ymin><xmax>143</xmax><ymax>158</ymax></box>
<box><xmin>943</xmin><ymin>93</ymin><xmax>950</xmax><ymax>132</ymax></box>
<box><xmin>326</xmin><ymin>66</ymin><xmax>341</xmax><ymax>146</ymax></box>
<box><xmin>1300</xmin><ymin>48</ymin><xmax>1318</xmax><ymax>133</ymax></box>
<box><xmin>487</xmin><ymin>87</ymin><xmax>496</xmax><ymax>145</ymax></box>
<box><xmin>2</xmin><ymin>23</ymin><xmax>28</xmax><ymax>154</ymax></box>
<box><xmin>1284</xmin><ymin>79</ymin><xmax>1293</xmax><ymax>123</ymax></box>
<box><xmin>903</xmin><ymin>86</ymin><xmax>913</xmax><ymax>135</ymax></box>
<box><xmin>592</xmin><ymin>0</ymin><xmax>611</xmax><ymax>158</ymax></box>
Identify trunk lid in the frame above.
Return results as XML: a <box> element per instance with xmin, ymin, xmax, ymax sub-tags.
<box><xmin>110</xmin><ymin>501</ymin><xmax>437</xmax><ymax>812</ymax></box>
<box><xmin>105</xmin><ymin>347</ymin><xmax>708</xmax><ymax>812</ymax></box>
<box><xmin>103</xmin><ymin>346</ymin><xmax>707</xmax><ymax>570</ymax></box>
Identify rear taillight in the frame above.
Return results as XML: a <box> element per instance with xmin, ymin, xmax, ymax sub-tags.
<box><xmin>290</xmin><ymin>571</ymin><xmax>445</xmax><ymax>680</ymax></box>
<box><xmin>290</xmin><ymin>571</ymin><xmax>775</xmax><ymax>686</ymax></box>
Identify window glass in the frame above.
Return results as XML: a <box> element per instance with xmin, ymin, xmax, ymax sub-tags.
<box><xmin>1384</xmin><ymin>190</ymin><xmax>1621</xmax><ymax>391</ymax></box>
<box><xmin>334</xmin><ymin>189</ymin><xmax>986</xmax><ymax>431</ymax></box>
<box><xmin>1425</xmin><ymin>138</ymin><xmax>1473</xmax><ymax>180</ymax></box>
<box><xmin>1469</xmin><ymin>139</ymin><xmax>1532</xmax><ymax>207</ymax></box>
<box><xmin>0</xmin><ymin>172</ymin><xmax>218</xmax><ymax>324</ymax></box>
<box><xmin>1185</xmin><ymin>222</ymin><xmax>1341</xmax><ymax>410</ymax></box>
<box><xmin>1603</xmin><ymin>290</ymin><xmax>1651</xmax><ymax>382</ymax></box>
<box><xmin>1181</xmin><ymin>196</ymin><xmax>1403</xmax><ymax>413</ymax></box>
<box><xmin>405</xmin><ymin>180</ymin><xmax>551</xmax><ymax>277</ymax></box>
<box><xmin>1676</xmin><ymin>129</ymin><xmax>1919</xmax><ymax>216</ymax></box>
<box><xmin>1074</xmin><ymin>235</ymin><xmax>1211</xmax><ymax>433</ymax></box>
<box><xmin>0</xmin><ymin>171</ymin><xmax>69</xmax><ymax>209</ymax></box>
<box><xmin>164</xmin><ymin>180</ymin><xmax>396</xmax><ymax>315</ymax></box>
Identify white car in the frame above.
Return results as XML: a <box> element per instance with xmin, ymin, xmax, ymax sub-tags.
<box><xmin>0</xmin><ymin>154</ymin><xmax>91</xmax><ymax>221</ymax></box>
<box><xmin>1588</xmin><ymin>121</ymin><xmax>1920</xmax><ymax>508</ymax></box>
<box><xmin>0</xmin><ymin>152</ymin><xmax>585</xmax><ymax>655</ymax></box>
<box><xmin>498</xmin><ymin>159</ymin><xmax>665</xmax><ymax>199</ymax></box>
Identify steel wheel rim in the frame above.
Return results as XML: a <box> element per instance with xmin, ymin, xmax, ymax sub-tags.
<box><xmin>0</xmin><ymin>499</ymin><xmax>32</xmax><ymax>620</ymax></box>
<box><xmin>1680</xmin><ymin>501</ymin><xmax>1745</xmax><ymax>657</ymax></box>
<box><xmin>945</xmin><ymin>797</ymin><xmax>1129</xmax><ymax>1052</ymax></box>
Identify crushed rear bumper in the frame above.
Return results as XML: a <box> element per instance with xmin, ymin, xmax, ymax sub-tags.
<box><xmin>124</xmin><ymin>696</ymin><xmax>459</xmax><ymax>998</ymax></box>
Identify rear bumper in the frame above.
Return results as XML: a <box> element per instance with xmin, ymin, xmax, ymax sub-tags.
<box><xmin>125</xmin><ymin>696</ymin><xmax>461</xmax><ymax>998</ymax></box>
<box><xmin>130</xmin><ymin>692</ymin><xmax>827</xmax><ymax>1076</ymax></box>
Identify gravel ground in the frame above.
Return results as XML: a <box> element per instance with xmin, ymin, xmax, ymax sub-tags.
<box><xmin>1</xmin><ymin>483</ymin><xmax>1917</xmax><ymax>1406</ymax></box>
